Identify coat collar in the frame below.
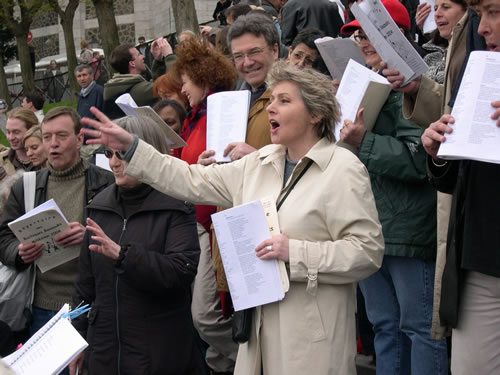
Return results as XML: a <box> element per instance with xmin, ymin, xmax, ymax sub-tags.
<box><xmin>88</xmin><ymin>183</ymin><xmax>193</xmax><ymax>215</ymax></box>
<box><xmin>257</xmin><ymin>138</ymin><xmax>336</xmax><ymax>172</ymax></box>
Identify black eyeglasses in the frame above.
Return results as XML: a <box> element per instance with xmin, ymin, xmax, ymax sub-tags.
<box><xmin>354</xmin><ymin>32</ymin><xmax>369</xmax><ymax>43</ymax></box>
<box><xmin>103</xmin><ymin>148</ymin><xmax>123</xmax><ymax>160</ymax></box>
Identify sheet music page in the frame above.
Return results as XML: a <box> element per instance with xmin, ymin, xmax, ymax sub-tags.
<box><xmin>211</xmin><ymin>200</ymin><xmax>285</xmax><ymax>311</ymax></box>
<box><xmin>207</xmin><ymin>91</ymin><xmax>250</xmax><ymax>162</ymax></box>
<box><xmin>4</xmin><ymin>304</ymin><xmax>88</xmax><ymax>375</ymax></box>
<box><xmin>314</xmin><ymin>37</ymin><xmax>366</xmax><ymax>80</ymax></box>
<box><xmin>352</xmin><ymin>0</ymin><xmax>429</xmax><ymax>84</ymax></box>
<box><xmin>115</xmin><ymin>93</ymin><xmax>187</xmax><ymax>149</ymax></box>
<box><xmin>8</xmin><ymin>199</ymin><xmax>77</xmax><ymax>273</ymax></box>
<box><xmin>335</xmin><ymin>59</ymin><xmax>390</xmax><ymax>141</ymax></box>
<box><xmin>420</xmin><ymin>0</ymin><xmax>437</xmax><ymax>34</ymax></box>
<box><xmin>437</xmin><ymin>51</ymin><xmax>500</xmax><ymax>164</ymax></box>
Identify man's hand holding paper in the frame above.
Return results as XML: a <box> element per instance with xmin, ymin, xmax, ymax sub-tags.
<box><xmin>422</xmin><ymin>114</ymin><xmax>455</xmax><ymax>160</ymax></box>
<box><xmin>54</xmin><ymin>222</ymin><xmax>86</xmax><ymax>247</ymax></box>
<box><xmin>381</xmin><ymin>61</ymin><xmax>422</xmax><ymax>94</ymax></box>
<box><xmin>18</xmin><ymin>242</ymin><xmax>43</xmax><ymax>263</ymax></box>
<box><xmin>491</xmin><ymin>100</ymin><xmax>500</xmax><ymax>126</ymax></box>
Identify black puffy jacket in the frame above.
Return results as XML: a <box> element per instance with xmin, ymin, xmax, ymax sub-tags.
<box><xmin>72</xmin><ymin>183</ymin><xmax>204</xmax><ymax>375</ymax></box>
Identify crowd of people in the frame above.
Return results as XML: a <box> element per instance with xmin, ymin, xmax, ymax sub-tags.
<box><xmin>0</xmin><ymin>0</ymin><xmax>499</xmax><ymax>374</ymax></box>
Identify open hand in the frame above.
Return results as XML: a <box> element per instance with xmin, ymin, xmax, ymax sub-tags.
<box><xmin>81</xmin><ymin>107</ymin><xmax>135</xmax><ymax>151</ymax></box>
<box><xmin>86</xmin><ymin>218</ymin><xmax>120</xmax><ymax>260</ymax></box>
<box><xmin>416</xmin><ymin>3</ymin><xmax>432</xmax><ymax>31</ymax></box>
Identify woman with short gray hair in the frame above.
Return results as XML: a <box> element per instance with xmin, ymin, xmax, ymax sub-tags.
<box><xmin>81</xmin><ymin>62</ymin><xmax>384</xmax><ymax>375</ymax></box>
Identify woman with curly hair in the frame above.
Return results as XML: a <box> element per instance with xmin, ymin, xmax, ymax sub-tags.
<box><xmin>172</xmin><ymin>38</ymin><xmax>237</xmax><ymax>232</ymax></box>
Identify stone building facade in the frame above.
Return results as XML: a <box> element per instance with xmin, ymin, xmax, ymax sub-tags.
<box><xmin>30</xmin><ymin>0</ymin><xmax>218</xmax><ymax>61</ymax></box>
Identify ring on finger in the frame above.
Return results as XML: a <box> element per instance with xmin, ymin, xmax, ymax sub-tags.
<box><xmin>266</xmin><ymin>245</ymin><xmax>272</xmax><ymax>251</ymax></box>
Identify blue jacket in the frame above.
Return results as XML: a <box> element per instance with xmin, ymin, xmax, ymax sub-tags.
<box><xmin>76</xmin><ymin>81</ymin><xmax>104</xmax><ymax>120</ymax></box>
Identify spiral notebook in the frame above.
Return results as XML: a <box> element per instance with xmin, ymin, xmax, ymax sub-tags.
<box><xmin>3</xmin><ymin>304</ymin><xmax>88</xmax><ymax>375</ymax></box>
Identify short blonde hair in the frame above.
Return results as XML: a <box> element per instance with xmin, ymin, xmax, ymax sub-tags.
<box><xmin>266</xmin><ymin>61</ymin><xmax>340</xmax><ymax>142</ymax></box>
<box><xmin>22</xmin><ymin>125</ymin><xmax>42</xmax><ymax>148</ymax></box>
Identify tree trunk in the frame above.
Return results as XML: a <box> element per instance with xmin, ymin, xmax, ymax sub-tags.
<box><xmin>49</xmin><ymin>0</ymin><xmax>80</xmax><ymax>101</ymax></box>
<box><xmin>171</xmin><ymin>0</ymin><xmax>200</xmax><ymax>37</ymax></box>
<box><xmin>92</xmin><ymin>0</ymin><xmax>119</xmax><ymax>74</ymax></box>
<box><xmin>61</xmin><ymin>14</ymin><xmax>79</xmax><ymax>100</ymax></box>
<box><xmin>15</xmin><ymin>33</ymin><xmax>35</xmax><ymax>93</ymax></box>
<box><xmin>0</xmin><ymin>57</ymin><xmax>11</xmax><ymax>108</ymax></box>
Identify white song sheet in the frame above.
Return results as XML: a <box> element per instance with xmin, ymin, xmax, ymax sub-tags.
<box><xmin>115</xmin><ymin>93</ymin><xmax>186</xmax><ymax>149</ymax></box>
<box><xmin>207</xmin><ymin>91</ymin><xmax>250</xmax><ymax>162</ymax></box>
<box><xmin>351</xmin><ymin>0</ymin><xmax>429</xmax><ymax>85</ymax></box>
<box><xmin>4</xmin><ymin>304</ymin><xmax>88</xmax><ymax>375</ymax></box>
<box><xmin>335</xmin><ymin>59</ymin><xmax>391</xmax><ymax>143</ymax></box>
<box><xmin>437</xmin><ymin>51</ymin><xmax>500</xmax><ymax>164</ymax></box>
<box><xmin>314</xmin><ymin>37</ymin><xmax>366</xmax><ymax>80</ymax></box>
<box><xmin>211</xmin><ymin>199</ymin><xmax>285</xmax><ymax>311</ymax></box>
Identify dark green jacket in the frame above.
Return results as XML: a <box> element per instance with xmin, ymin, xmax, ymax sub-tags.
<box><xmin>358</xmin><ymin>91</ymin><xmax>437</xmax><ymax>261</ymax></box>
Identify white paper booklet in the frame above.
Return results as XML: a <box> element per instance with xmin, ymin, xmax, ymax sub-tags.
<box><xmin>207</xmin><ymin>91</ymin><xmax>250</xmax><ymax>162</ymax></box>
<box><xmin>420</xmin><ymin>0</ymin><xmax>437</xmax><ymax>34</ymax></box>
<box><xmin>335</xmin><ymin>60</ymin><xmax>391</xmax><ymax>150</ymax></box>
<box><xmin>351</xmin><ymin>0</ymin><xmax>429</xmax><ymax>85</ymax></box>
<box><xmin>211</xmin><ymin>198</ymin><xmax>287</xmax><ymax>311</ymax></box>
<box><xmin>8</xmin><ymin>199</ymin><xmax>77</xmax><ymax>273</ymax></box>
<box><xmin>115</xmin><ymin>93</ymin><xmax>187</xmax><ymax>149</ymax></box>
<box><xmin>314</xmin><ymin>37</ymin><xmax>366</xmax><ymax>80</ymax></box>
<box><xmin>437</xmin><ymin>51</ymin><xmax>500</xmax><ymax>164</ymax></box>
<box><xmin>3</xmin><ymin>304</ymin><xmax>88</xmax><ymax>375</ymax></box>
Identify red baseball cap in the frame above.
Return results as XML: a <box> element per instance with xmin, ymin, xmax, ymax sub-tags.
<box><xmin>341</xmin><ymin>0</ymin><xmax>411</xmax><ymax>35</ymax></box>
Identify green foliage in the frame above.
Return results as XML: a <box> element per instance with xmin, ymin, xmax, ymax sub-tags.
<box><xmin>43</xmin><ymin>100</ymin><xmax>77</xmax><ymax>114</ymax></box>
<box><xmin>0</xmin><ymin>128</ymin><xmax>8</xmax><ymax>147</ymax></box>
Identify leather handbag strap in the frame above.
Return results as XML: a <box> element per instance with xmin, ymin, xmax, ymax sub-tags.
<box><xmin>277</xmin><ymin>159</ymin><xmax>313</xmax><ymax>212</ymax></box>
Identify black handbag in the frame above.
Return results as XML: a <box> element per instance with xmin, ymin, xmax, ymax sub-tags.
<box><xmin>232</xmin><ymin>308</ymin><xmax>253</xmax><ymax>343</ymax></box>
<box><xmin>231</xmin><ymin>160</ymin><xmax>313</xmax><ymax>343</ymax></box>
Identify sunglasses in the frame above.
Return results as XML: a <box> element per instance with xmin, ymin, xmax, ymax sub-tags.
<box><xmin>103</xmin><ymin>148</ymin><xmax>123</xmax><ymax>160</ymax></box>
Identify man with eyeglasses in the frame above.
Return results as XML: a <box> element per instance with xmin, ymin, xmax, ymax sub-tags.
<box><xmin>0</xmin><ymin>107</ymin><xmax>113</xmax><ymax>359</ymax></box>
<box><xmin>194</xmin><ymin>12</ymin><xmax>279</xmax><ymax>375</ymax></box>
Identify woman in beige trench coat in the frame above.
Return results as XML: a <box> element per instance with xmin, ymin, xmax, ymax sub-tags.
<box><xmin>81</xmin><ymin>62</ymin><xmax>385</xmax><ymax>375</ymax></box>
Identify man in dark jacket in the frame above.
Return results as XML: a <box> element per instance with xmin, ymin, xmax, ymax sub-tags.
<box><xmin>260</xmin><ymin>0</ymin><xmax>283</xmax><ymax>17</ymax></box>
<box><xmin>75</xmin><ymin>64</ymin><xmax>104</xmax><ymax>120</ymax></box>
<box><xmin>0</xmin><ymin>107</ymin><xmax>113</xmax><ymax>340</ymax></box>
<box><xmin>44</xmin><ymin>60</ymin><xmax>64</xmax><ymax>103</ymax></box>
<box><xmin>281</xmin><ymin>0</ymin><xmax>344</xmax><ymax>46</ymax></box>
<box><xmin>422</xmin><ymin>0</ymin><xmax>500</xmax><ymax>372</ymax></box>
<box><xmin>103</xmin><ymin>42</ymin><xmax>174</xmax><ymax>119</ymax></box>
